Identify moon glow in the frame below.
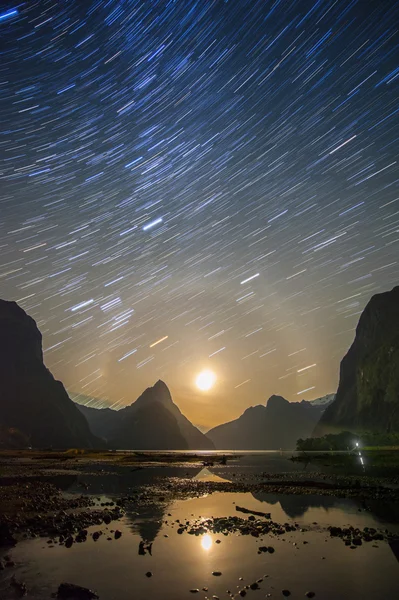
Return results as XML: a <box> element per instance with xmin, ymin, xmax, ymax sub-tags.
<box><xmin>196</xmin><ymin>370</ymin><xmax>216</xmax><ymax>391</ymax></box>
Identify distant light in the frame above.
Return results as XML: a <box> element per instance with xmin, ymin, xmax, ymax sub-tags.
<box><xmin>118</xmin><ymin>348</ymin><xmax>137</xmax><ymax>362</ymax></box>
<box><xmin>201</xmin><ymin>534</ymin><xmax>212</xmax><ymax>551</ymax></box>
<box><xmin>208</xmin><ymin>347</ymin><xmax>225</xmax><ymax>358</ymax></box>
<box><xmin>296</xmin><ymin>386</ymin><xmax>315</xmax><ymax>395</ymax></box>
<box><xmin>297</xmin><ymin>363</ymin><xmax>317</xmax><ymax>373</ymax></box>
<box><xmin>70</xmin><ymin>299</ymin><xmax>94</xmax><ymax>312</ymax></box>
<box><xmin>240</xmin><ymin>273</ymin><xmax>259</xmax><ymax>285</ymax></box>
<box><xmin>0</xmin><ymin>9</ymin><xmax>18</xmax><ymax>22</ymax></box>
<box><xmin>355</xmin><ymin>442</ymin><xmax>359</xmax><ymax>447</ymax></box>
<box><xmin>234</xmin><ymin>379</ymin><xmax>251</xmax><ymax>389</ymax></box>
<box><xmin>142</xmin><ymin>217</ymin><xmax>163</xmax><ymax>231</ymax></box>
<box><xmin>149</xmin><ymin>336</ymin><xmax>168</xmax><ymax>348</ymax></box>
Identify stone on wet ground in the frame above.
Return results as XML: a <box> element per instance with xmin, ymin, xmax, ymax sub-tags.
<box><xmin>57</xmin><ymin>582</ymin><xmax>99</xmax><ymax>599</ymax></box>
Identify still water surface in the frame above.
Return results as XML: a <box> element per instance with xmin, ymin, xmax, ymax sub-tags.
<box><xmin>1</xmin><ymin>454</ymin><xmax>398</xmax><ymax>599</ymax></box>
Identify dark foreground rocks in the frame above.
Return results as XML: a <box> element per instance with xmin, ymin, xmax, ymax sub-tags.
<box><xmin>0</xmin><ymin>481</ymin><xmax>124</xmax><ymax>548</ymax></box>
<box><xmin>57</xmin><ymin>582</ymin><xmax>99</xmax><ymax>599</ymax></box>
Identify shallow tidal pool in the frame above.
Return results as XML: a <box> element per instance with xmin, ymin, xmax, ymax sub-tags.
<box><xmin>1</xmin><ymin>487</ymin><xmax>399</xmax><ymax>600</ymax></box>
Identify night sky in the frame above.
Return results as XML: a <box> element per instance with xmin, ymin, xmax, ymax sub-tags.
<box><xmin>1</xmin><ymin>0</ymin><xmax>398</xmax><ymax>429</ymax></box>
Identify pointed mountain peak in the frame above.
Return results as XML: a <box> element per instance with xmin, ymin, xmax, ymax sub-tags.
<box><xmin>154</xmin><ymin>379</ymin><xmax>170</xmax><ymax>392</ymax></box>
<box><xmin>133</xmin><ymin>379</ymin><xmax>173</xmax><ymax>408</ymax></box>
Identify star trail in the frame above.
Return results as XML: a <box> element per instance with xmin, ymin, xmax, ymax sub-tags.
<box><xmin>0</xmin><ymin>0</ymin><xmax>398</xmax><ymax>428</ymax></box>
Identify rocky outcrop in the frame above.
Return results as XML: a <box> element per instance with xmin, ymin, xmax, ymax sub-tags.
<box><xmin>207</xmin><ymin>395</ymin><xmax>328</xmax><ymax>450</ymax></box>
<box><xmin>77</xmin><ymin>380</ymin><xmax>215</xmax><ymax>450</ymax></box>
<box><xmin>0</xmin><ymin>300</ymin><xmax>101</xmax><ymax>449</ymax></box>
<box><xmin>315</xmin><ymin>286</ymin><xmax>399</xmax><ymax>435</ymax></box>
<box><xmin>309</xmin><ymin>393</ymin><xmax>335</xmax><ymax>407</ymax></box>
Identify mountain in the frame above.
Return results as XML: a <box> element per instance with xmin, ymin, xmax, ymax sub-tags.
<box><xmin>310</xmin><ymin>393</ymin><xmax>335</xmax><ymax>407</ymax></box>
<box><xmin>315</xmin><ymin>286</ymin><xmax>399</xmax><ymax>435</ymax></box>
<box><xmin>0</xmin><ymin>300</ymin><xmax>101</xmax><ymax>449</ymax></box>
<box><xmin>207</xmin><ymin>394</ymin><xmax>329</xmax><ymax>450</ymax></box>
<box><xmin>76</xmin><ymin>380</ymin><xmax>215</xmax><ymax>450</ymax></box>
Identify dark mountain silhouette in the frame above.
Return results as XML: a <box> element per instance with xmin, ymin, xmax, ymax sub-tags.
<box><xmin>315</xmin><ymin>285</ymin><xmax>399</xmax><ymax>435</ymax></box>
<box><xmin>0</xmin><ymin>299</ymin><xmax>101</xmax><ymax>449</ymax></box>
<box><xmin>77</xmin><ymin>380</ymin><xmax>215</xmax><ymax>450</ymax></box>
<box><xmin>207</xmin><ymin>394</ymin><xmax>331</xmax><ymax>450</ymax></box>
<box><xmin>73</xmin><ymin>404</ymin><xmax>121</xmax><ymax>441</ymax></box>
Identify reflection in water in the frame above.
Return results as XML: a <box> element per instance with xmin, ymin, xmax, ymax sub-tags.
<box><xmin>3</xmin><ymin>490</ymin><xmax>399</xmax><ymax>600</ymax></box>
<box><xmin>201</xmin><ymin>533</ymin><xmax>212</xmax><ymax>551</ymax></box>
<box><xmin>252</xmin><ymin>491</ymin><xmax>338</xmax><ymax>519</ymax></box>
<box><xmin>126</xmin><ymin>502</ymin><xmax>165</xmax><ymax>543</ymax></box>
<box><xmin>193</xmin><ymin>467</ymin><xmax>231</xmax><ymax>482</ymax></box>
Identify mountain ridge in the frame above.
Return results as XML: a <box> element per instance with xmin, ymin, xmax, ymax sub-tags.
<box><xmin>207</xmin><ymin>394</ymin><xmax>333</xmax><ymax>450</ymax></box>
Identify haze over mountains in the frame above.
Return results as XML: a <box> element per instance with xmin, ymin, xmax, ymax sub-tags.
<box><xmin>0</xmin><ymin>286</ymin><xmax>398</xmax><ymax>450</ymax></box>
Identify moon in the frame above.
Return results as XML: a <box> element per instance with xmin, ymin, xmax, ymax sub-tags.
<box><xmin>195</xmin><ymin>369</ymin><xmax>216</xmax><ymax>391</ymax></box>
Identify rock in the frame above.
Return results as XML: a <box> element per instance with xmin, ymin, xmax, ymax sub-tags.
<box><xmin>236</xmin><ymin>506</ymin><xmax>271</xmax><ymax>518</ymax></box>
<box><xmin>114</xmin><ymin>530</ymin><xmax>122</xmax><ymax>539</ymax></box>
<box><xmin>10</xmin><ymin>576</ymin><xmax>27</xmax><ymax>597</ymax></box>
<box><xmin>306</xmin><ymin>593</ymin><xmax>316</xmax><ymax>598</ymax></box>
<box><xmin>267</xmin><ymin>546</ymin><xmax>275</xmax><ymax>553</ymax></box>
<box><xmin>212</xmin><ymin>571</ymin><xmax>222</xmax><ymax>576</ymax></box>
<box><xmin>250</xmin><ymin>582</ymin><xmax>260</xmax><ymax>590</ymax></box>
<box><xmin>282</xmin><ymin>591</ymin><xmax>291</xmax><ymax>597</ymax></box>
<box><xmin>57</xmin><ymin>583</ymin><xmax>99</xmax><ymax>599</ymax></box>
<box><xmin>329</xmin><ymin>526</ymin><xmax>342</xmax><ymax>537</ymax></box>
<box><xmin>190</xmin><ymin>589</ymin><xmax>199</xmax><ymax>593</ymax></box>
<box><xmin>0</xmin><ymin>523</ymin><xmax>17</xmax><ymax>547</ymax></box>
<box><xmin>145</xmin><ymin>572</ymin><xmax>152</xmax><ymax>578</ymax></box>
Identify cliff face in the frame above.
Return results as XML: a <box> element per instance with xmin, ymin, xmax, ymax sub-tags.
<box><xmin>207</xmin><ymin>395</ymin><xmax>328</xmax><ymax>450</ymax></box>
<box><xmin>77</xmin><ymin>380</ymin><xmax>215</xmax><ymax>450</ymax></box>
<box><xmin>316</xmin><ymin>286</ymin><xmax>399</xmax><ymax>435</ymax></box>
<box><xmin>0</xmin><ymin>300</ymin><xmax>101</xmax><ymax>449</ymax></box>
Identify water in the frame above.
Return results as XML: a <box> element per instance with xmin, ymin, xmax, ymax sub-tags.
<box><xmin>1</xmin><ymin>454</ymin><xmax>399</xmax><ymax>599</ymax></box>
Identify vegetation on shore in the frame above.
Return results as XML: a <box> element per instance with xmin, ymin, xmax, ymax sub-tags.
<box><xmin>296</xmin><ymin>430</ymin><xmax>399</xmax><ymax>451</ymax></box>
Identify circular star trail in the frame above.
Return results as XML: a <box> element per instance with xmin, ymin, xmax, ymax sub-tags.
<box><xmin>0</xmin><ymin>0</ymin><xmax>398</xmax><ymax>428</ymax></box>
